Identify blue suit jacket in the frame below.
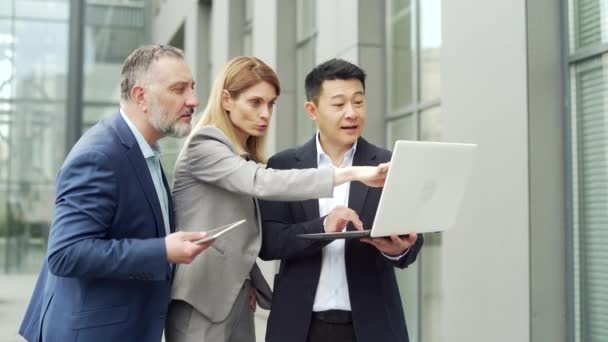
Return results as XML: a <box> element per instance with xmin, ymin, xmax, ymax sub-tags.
<box><xmin>19</xmin><ymin>112</ymin><xmax>175</xmax><ymax>342</ymax></box>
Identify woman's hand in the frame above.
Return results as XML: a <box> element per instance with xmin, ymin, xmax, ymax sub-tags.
<box><xmin>353</xmin><ymin>162</ymin><xmax>390</xmax><ymax>187</ymax></box>
<box><xmin>333</xmin><ymin>162</ymin><xmax>390</xmax><ymax>187</ymax></box>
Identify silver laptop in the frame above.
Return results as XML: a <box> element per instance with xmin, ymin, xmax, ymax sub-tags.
<box><xmin>298</xmin><ymin>140</ymin><xmax>477</xmax><ymax>240</ymax></box>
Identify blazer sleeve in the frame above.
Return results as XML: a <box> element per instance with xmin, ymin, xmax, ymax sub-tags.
<box><xmin>386</xmin><ymin>234</ymin><xmax>425</xmax><ymax>269</ymax></box>
<box><xmin>258</xmin><ymin>155</ymin><xmax>333</xmax><ymax>261</ymax></box>
<box><xmin>46</xmin><ymin>151</ymin><xmax>168</xmax><ymax>280</ymax></box>
<box><xmin>259</xmin><ymin>207</ymin><xmax>332</xmax><ymax>261</ymax></box>
<box><xmin>184</xmin><ymin>131</ymin><xmax>334</xmax><ymax>201</ymax></box>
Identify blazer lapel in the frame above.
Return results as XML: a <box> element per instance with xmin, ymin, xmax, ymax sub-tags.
<box><xmin>110</xmin><ymin>112</ymin><xmax>166</xmax><ymax>238</ymax></box>
<box><xmin>295</xmin><ymin>137</ymin><xmax>321</xmax><ymax>220</ymax></box>
<box><xmin>347</xmin><ymin>138</ymin><xmax>376</xmax><ymax>231</ymax></box>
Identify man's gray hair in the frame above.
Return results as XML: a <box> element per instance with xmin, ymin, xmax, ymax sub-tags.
<box><xmin>120</xmin><ymin>44</ymin><xmax>185</xmax><ymax>101</ymax></box>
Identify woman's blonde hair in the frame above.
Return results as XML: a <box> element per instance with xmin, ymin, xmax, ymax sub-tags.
<box><xmin>192</xmin><ymin>56</ymin><xmax>280</xmax><ymax>163</ymax></box>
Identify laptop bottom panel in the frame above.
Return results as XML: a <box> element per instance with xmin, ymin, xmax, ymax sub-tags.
<box><xmin>297</xmin><ymin>230</ymin><xmax>372</xmax><ymax>240</ymax></box>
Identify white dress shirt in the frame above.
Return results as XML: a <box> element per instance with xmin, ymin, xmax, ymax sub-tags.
<box><xmin>313</xmin><ymin>134</ymin><xmax>357</xmax><ymax>312</ymax></box>
<box><xmin>312</xmin><ymin>134</ymin><xmax>409</xmax><ymax>312</ymax></box>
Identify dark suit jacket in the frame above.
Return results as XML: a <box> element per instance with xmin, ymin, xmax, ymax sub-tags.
<box><xmin>19</xmin><ymin>112</ymin><xmax>175</xmax><ymax>342</ymax></box>
<box><xmin>259</xmin><ymin>136</ymin><xmax>424</xmax><ymax>342</ymax></box>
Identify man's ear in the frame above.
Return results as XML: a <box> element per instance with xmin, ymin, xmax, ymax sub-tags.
<box><xmin>304</xmin><ymin>101</ymin><xmax>317</xmax><ymax>121</ymax></box>
<box><xmin>222</xmin><ymin>89</ymin><xmax>233</xmax><ymax>112</ymax></box>
<box><xmin>131</xmin><ymin>85</ymin><xmax>146</xmax><ymax>112</ymax></box>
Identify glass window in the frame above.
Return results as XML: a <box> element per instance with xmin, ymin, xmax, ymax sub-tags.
<box><xmin>0</xmin><ymin>101</ymin><xmax>14</xmax><ymax>181</ymax></box>
<box><xmin>1</xmin><ymin>0</ymin><xmax>147</xmax><ymax>275</ymax></box>
<box><xmin>10</xmin><ymin>102</ymin><xmax>66</xmax><ymax>184</ymax></box>
<box><xmin>159</xmin><ymin>135</ymin><xmax>188</xmax><ymax>186</ymax></box>
<box><xmin>242</xmin><ymin>0</ymin><xmax>253</xmax><ymax>55</ymax></box>
<box><xmin>83</xmin><ymin>58</ymin><xmax>122</xmax><ymax>103</ymax></box>
<box><xmin>1</xmin><ymin>1</ymin><xmax>70</xmax><ymax>275</ymax></box>
<box><xmin>386</xmin><ymin>1</ymin><xmax>442</xmax><ymax>340</ymax></box>
<box><xmin>570</xmin><ymin>0</ymin><xmax>608</xmax><ymax>51</ymax></box>
<box><xmin>295</xmin><ymin>0</ymin><xmax>317</xmax><ymax>144</ymax></box>
<box><xmin>2</xmin><ymin>101</ymin><xmax>65</xmax><ymax>273</ymax></box>
<box><xmin>570</xmin><ymin>54</ymin><xmax>608</xmax><ymax>342</ymax></box>
<box><xmin>83</xmin><ymin>1</ymin><xmax>145</xmax><ymax>121</ymax></box>
<box><xmin>0</xmin><ymin>0</ymin><xmax>12</xmax><ymax>17</ymax></box>
<box><xmin>388</xmin><ymin>0</ymin><xmax>415</xmax><ymax>112</ymax></box>
<box><xmin>82</xmin><ymin>105</ymin><xmax>118</xmax><ymax>131</ymax></box>
<box><xmin>420</xmin><ymin>106</ymin><xmax>441</xmax><ymax>141</ymax></box>
<box><xmin>243</xmin><ymin>32</ymin><xmax>252</xmax><ymax>55</ymax></box>
<box><xmin>297</xmin><ymin>0</ymin><xmax>315</xmax><ymax>41</ymax></box>
<box><xmin>244</xmin><ymin>0</ymin><xmax>253</xmax><ymax>23</ymax></box>
<box><xmin>296</xmin><ymin>40</ymin><xmax>315</xmax><ymax>144</ymax></box>
<box><xmin>386</xmin><ymin>114</ymin><xmax>417</xmax><ymax>146</ymax></box>
<box><xmin>84</xmin><ymin>26</ymin><xmax>144</xmax><ymax>101</ymax></box>
<box><xmin>386</xmin><ymin>114</ymin><xmax>418</xmax><ymax>341</ymax></box>
<box><xmin>86</xmin><ymin>2</ymin><xmax>144</xmax><ymax>27</ymax></box>
<box><xmin>15</xmin><ymin>0</ymin><xmax>69</xmax><ymax>21</ymax></box>
<box><xmin>86</xmin><ymin>26</ymin><xmax>145</xmax><ymax>64</ymax></box>
<box><xmin>419</xmin><ymin>0</ymin><xmax>441</xmax><ymax>102</ymax></box>
<box><xmin>0</xmin><ymin>19</ymin><xmax>14</xmax><ymax>100</ymax></box>
<box><xmin>14</xmin><ymin>20</ymin><xmax>69</xmax><ymax>100</ymax></box>
<box><xmin>567</xmin><ymin>0</ymin><xmax>608</xmax><ymax>340</ymax></box>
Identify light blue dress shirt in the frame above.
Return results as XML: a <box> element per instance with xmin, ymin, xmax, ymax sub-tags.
<box><xmin>120</xmin><ymin>109</ymin><xmax>171</xmax><ymax>236</ymax></box>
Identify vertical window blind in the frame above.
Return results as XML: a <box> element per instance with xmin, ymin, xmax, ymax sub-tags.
<box><xmin>569</xmin><ymin>0</ymin><xmax>608</xmax><ymax>341</ymax></box>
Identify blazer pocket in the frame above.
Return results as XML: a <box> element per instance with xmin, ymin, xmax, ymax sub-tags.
<box><xmin>209</xmin><ymin>243</ymin><xmax>225</xmax><ymax>256</ymax></box>
<box><xmin>71</xmin><ymin>305</ymin><xmax>129</xmax><ymax>330</ymax></box>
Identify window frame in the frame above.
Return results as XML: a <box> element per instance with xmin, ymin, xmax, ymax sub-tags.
<box><xmin>384</xmin><ymin>1</ymin><xmax>443</xmax><ymax>341</ymax></box>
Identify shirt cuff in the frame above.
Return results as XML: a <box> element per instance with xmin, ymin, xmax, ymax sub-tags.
<box><xmin>382</xmin><ymin>247</ymin><xmax>410</xmax><ymax>260</ymax></box>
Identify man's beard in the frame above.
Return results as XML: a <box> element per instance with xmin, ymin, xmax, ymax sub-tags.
<box><xmin>148</xmin><ymin>101</ymin><xmax>192</xmax><ymax>138</ymax></box>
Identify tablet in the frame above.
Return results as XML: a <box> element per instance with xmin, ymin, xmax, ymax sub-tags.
<box><xmin>192</xmin><ymin>219</ymin><xmax>247</xmax><ymax>244</ymax></box>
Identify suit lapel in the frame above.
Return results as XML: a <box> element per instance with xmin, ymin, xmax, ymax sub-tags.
<box><xmin>110</xmin><ymin>112</ymin><xmax>166</xmax><ymax>238</ymax></box>
<box><xmin>347</xmin><ymin>138</ymin><xmax>376</xmax><ymax>231</ymax></box>
<box><xmin>295</xmin><ymin>137</ymin><xmax>321</xmax><ymax>220</ymax></box>
<box><xmin>345</xmin><ymin>139</ymin><xmax>378</xmax><ymax>272</ymax></box>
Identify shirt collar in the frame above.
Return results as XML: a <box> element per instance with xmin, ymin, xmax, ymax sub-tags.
<box><xmin>315</xmin><ymin>131</ymin><xmax>357</xmax><ymax>168</ymax></box>
<box><xmin>120</xmin><ymin>108</ymin><xmax>160</xmax><ymax>159</ymax></box>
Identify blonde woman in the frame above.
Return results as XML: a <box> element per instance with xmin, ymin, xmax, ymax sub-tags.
<box><xmin>165</xmin><ymin>56</ymin><xmax>387</xmax><ymax>342</ymax></box>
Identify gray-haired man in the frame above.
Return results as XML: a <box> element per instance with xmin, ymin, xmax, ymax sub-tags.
<box><xmin>19</xmin><ymin>45</ymin><xmax>213</xmax><ymax>342</ymax></box>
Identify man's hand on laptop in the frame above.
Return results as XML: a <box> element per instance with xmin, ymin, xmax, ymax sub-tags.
<box><xmin>361</xmin><ymin>233</ymin><xmax>418</xmax><ymax>257</ymax></box>
<box><xmin>323</xmin><ymin>206</ymin><xmax>363</xmax><ymax>232</ymax></box>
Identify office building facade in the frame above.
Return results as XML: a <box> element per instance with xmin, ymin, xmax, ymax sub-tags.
<box><xmin>1</xmin><ymin>1</ymin><xmax>606</xmax><ymax>341</ymax></box>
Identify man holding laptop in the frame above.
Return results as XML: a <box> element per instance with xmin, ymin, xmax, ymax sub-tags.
<box><xmin>259</xmin><ymin>59</ymin><xmax>424</xmax><ymax>342</ymax></box>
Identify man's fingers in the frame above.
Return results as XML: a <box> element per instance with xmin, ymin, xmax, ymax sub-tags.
<box><xmin>351</xmin><ymin>216</ymin><xmax>364</xmax><ymax>231</ymax></box>
<box><xmin>389</xmin><ymin>235</ymin><xmax>401</xmax><ymax>243</ymax></box>
<box><xmin>360</xmin><ymin>237</ymin><xmax>378</xmax><ymax>247</ymax></box>
<box><xmin>405</xmin><ymin>232</ymin><xmax>418</xmax><ymax>244</ymax></box>
<box><xmin>361</xmin><ymin>237</ymin><xmax>386</xmax><ymax>248</ymax></box>
<box><xmin>194</xmin><ymin>239</ymin><xmax>214</xmax><ymax>250</ymax></box>
<box><xmin>345</xmin><ymin>210</ymin><xmax>363</xmax><ymax>230</ymax></box>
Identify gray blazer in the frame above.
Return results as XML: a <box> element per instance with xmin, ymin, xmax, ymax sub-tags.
<box><xmin>170</xmin><ymin>126</ymin><xmax>334</xmax><ymax>323</ymax></box>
